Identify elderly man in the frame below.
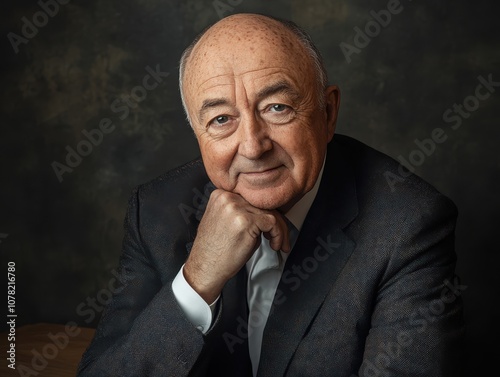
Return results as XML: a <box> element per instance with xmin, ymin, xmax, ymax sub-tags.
<box><xmin>78</xmin><ymin>13</ymin><xmax>463</xmax><ymax>377</ymax></box>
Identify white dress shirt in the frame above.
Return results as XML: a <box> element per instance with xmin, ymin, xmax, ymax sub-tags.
<box><xmin>172</xmin><ymin>161</ymin><xmax>325</xmax><ymax>375</ymax></box>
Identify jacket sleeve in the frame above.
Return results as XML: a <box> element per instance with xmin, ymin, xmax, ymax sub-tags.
<box><xmin>358</xmin><ymin>193</ymin><xmax>465</xmax><ymax>377</ymax></box>
<box><xmin>77</xmin><ymin>187</ymin><xmax>210</xmax><ymax>377</ymax></box>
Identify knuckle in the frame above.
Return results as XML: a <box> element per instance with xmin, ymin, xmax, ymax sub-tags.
<box><xmin>266</xmin><ymin>213</ymin><xmax>278</xmax><ymax>226</ymax></box>
<box><xmin>233</xmin><ymin>213</ymin><xmax>249</xmax><ymax>228</ymax></box>
<box><xmin>224</xmin><ymin>201</ymin><xmax>238</xmax><ymax>214</ymax></box>
<box><xmin>207</xmin><ymin>191</ymin><xmax>220</xmax><ymax>208</ymax></box>
<box><xmin>217</xmin><ymin>190</ymin><xmax>234</xmax><ymax>204</ymax></box>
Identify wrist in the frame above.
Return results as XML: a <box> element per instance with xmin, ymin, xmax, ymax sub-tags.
<box><xmin>184</xmin><ymin>260</ymin><xmax>224</xmax><ymax>304</ymax></box>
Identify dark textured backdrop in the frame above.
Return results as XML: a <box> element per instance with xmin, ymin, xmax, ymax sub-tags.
<box><xmin>1</xmin><ymin>0</ymin><xmax>498</xmax><ymax>375</ymax></box>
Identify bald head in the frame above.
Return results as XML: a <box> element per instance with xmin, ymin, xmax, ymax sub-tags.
<box><xmin>179</xmin><ymin>14</ymin><xmax>328</xmax><ymax>124</ymax></box>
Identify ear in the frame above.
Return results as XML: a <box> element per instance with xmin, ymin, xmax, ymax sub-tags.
<box><xmin>324</xmin><ymin>85</ymin><xmax>341</xmax><ymax>142</ymax></box>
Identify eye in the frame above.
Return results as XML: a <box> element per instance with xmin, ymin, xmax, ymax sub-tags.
<box><xmin>269</xmin><ymin>104</ymin><xmax>288</xmax><ymax>112</ymax></box>
<box><xmin>262</xmin><ymin>103</ymin><xmax>295</xmax><ymax>125</ymax></box>
<box><xmin>210</xmin><ymin>115</ymin><xmax>230</xmax><ymax>126</ymax></box>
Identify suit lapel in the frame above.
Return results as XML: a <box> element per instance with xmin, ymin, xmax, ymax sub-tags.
<box><xmin>258</xmin><ymin>140</ymin><xmax>359</xmax><ymax>376</ymax></box>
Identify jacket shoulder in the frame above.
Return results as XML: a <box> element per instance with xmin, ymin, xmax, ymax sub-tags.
<box><xmin>333</xmin><ymin>134</ymin><xmax>457</xmax><ymax>215</ymax></box>
<box><xmin>137</xmin><ymin>157</ymin><xmax>208</xmax><ymax>196</ymax></box>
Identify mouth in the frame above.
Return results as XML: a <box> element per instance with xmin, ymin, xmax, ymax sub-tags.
<box><xmin>239</xmin><ymin>165</ymin><xmax>285</xmax><ymax>185</ymax></box>
<box><xmin>243</xmin><ymin>166</ymin><xmax>280</xmax><ymax>174</ymax></box>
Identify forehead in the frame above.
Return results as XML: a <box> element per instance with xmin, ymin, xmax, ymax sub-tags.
<box><xmin>183</xmin><ymin>18</ymin><xmax>313</xmax><ymax>100</ymax></box>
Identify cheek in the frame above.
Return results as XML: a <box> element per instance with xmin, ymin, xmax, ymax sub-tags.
<box><xmin>281</xmin><ymin>124</ymin><xmax>327</xmax><ymax>182</ymax></box>
<box><xmin>282</xmin><ymin>124</ymin><xmax>327</xmax><ymax>161</ymax></box>
<box><xmin>199</xmin><ymin>140</ymin><xmax>235</xmax><ymax>184</ymax></box>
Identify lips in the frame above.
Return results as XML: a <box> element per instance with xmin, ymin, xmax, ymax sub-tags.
<box><xmin>239</xmin><ymin>165</ymin><xmax>285</xmax><ymax>185</ymax></box>
<box><xmin>243</xmin><ymin>166</ymin><xmax>281</xmax><ymax>175</ymax></box>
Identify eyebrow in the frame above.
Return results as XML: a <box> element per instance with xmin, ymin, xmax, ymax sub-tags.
<box><xmin>256</xmin><ymin>80</ymin><xmax>300</xmax><ymax>102</ymax></box>
<box><xmin>199</xmin><ymin>98</ymin><xmax>230</xmax><ymax>123</ymax></box>
<box><xmin>197</xmin><ymin>80</ymin><xmax>300</xmax><ymax>122</ymax></box>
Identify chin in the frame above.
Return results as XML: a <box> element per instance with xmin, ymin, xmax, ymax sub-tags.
<box><xmin>240</xmin><ymin>190</ymin><xmax>295</xmax><ymax>211</ymax></box>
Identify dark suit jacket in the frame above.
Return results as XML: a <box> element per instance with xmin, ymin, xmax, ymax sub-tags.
<box><xmin>78</xmin><ymin>135</ymin><xmax>464</xmax><ymax>376</ymax></box>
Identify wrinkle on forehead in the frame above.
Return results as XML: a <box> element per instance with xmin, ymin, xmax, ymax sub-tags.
<box><xmin>197</xmin><ymin>67</ymin><xmax>294</xmax><ymax>91</ymax></box>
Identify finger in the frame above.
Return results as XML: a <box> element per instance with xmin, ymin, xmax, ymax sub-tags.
<box><xmin>262</xmin><ymin>230</ymin><xmax>288</xmax><ymax>253</ymax></box>
<box><xmin>276</xmin><ymin>213</ymin><xmax>291</xmax><ymax>253</ymax></box>
<box><xmin>259</xmin><ymin>213</ymin><xmax>288</xmax><ymax>252</ymax></box>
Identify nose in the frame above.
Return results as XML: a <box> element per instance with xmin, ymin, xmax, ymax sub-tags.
<box><xmin>237</xmin><ymin>114</ymin><xmax>272</xmax><ymax>160</ymax></box>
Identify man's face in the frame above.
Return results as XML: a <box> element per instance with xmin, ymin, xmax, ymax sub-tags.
<box><xmin>183</xmin><ymin>16</ymin><xmax>339</xmax><ymax>211</ymax></box>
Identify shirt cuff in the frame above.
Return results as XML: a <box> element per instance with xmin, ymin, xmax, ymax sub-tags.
<box><xmin>172</xmin><ymin>264</ymin><xmax>219</xmax><ymax>334</ymax></box>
